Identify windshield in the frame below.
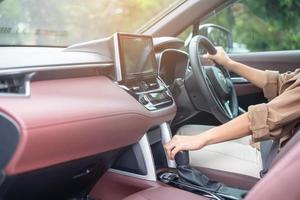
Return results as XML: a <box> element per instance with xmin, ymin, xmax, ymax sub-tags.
<box><xmin>0</xmin><ymin>0</ymin><xmax>182</xmax><ymax>47</ymax></box>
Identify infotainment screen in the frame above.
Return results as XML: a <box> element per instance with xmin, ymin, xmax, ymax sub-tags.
<box><xmin>117</xmin><ymin>33</ymin><xmax>158</xmax><ymax>81</ymax></box>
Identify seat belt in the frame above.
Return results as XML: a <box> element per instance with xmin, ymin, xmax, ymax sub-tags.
<box><xmin>260</xmin><ymin>139</ymin><xmax>280</xmax><ymax>177</ymax></box>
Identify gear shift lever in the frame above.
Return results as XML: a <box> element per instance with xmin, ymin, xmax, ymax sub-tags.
<box><xmin>175</xmin><ymin>151</ymin><xmax>222</xmax><ymax>191</ymax></box>
<box><xmin>174</xmin><ymin>150</ymin><xmax>190</xmax><ymax>166</ymax></box>
<box><xmin>159</xmin><ymin>151</ymin><xmax>247</xmax><ymax>199</ymax></box>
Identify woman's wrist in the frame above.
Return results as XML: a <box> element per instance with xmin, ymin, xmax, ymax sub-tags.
<box><xmin>223</xmin><ymin>59</ymin><xmax>235</xmax><ymax>71</ymax></box>
<box><xmin>195</xmin><ymin>132</ymin><xmax>213</xmax><ymax>148</ymax></box>
<box><xmin>197</xmin><ymin>127</ymin><xmax>222</xmax><ymax>147</ymax></box>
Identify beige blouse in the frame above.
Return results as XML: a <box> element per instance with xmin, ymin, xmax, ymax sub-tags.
<box><xmin>248</xmin><ymin>69</ymin><xmax>300</xmax><ymax>145</ymax></box>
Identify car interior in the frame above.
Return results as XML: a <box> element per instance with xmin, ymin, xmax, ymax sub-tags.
<box><xmin>0</xmin><ymin>0</ymin><xmax>299</xmax><ymax>200</ymax></box>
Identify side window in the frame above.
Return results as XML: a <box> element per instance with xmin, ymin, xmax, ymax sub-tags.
<box><xmin>205</xmin><ymin>0</ymin><xmax>300</xmax><ymax>53</ymax></box>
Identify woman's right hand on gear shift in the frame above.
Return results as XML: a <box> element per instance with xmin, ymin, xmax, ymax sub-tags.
<box><xmin>164</xmin><ymin>134</ymin><xmax>208</xmax><ymax>160</ymax></box>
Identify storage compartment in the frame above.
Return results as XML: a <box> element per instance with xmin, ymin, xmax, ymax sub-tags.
<box><xmin>112</xmin><ymin>144</ymin><xmax>147</xmax><ymax>175</ymax></box>
<box><xmin>0</xmin><ymin>147</ymin><xmax>127</xmax><ymax>200</ymax></box>
<box><xmin>147</xmin><ymin>127</ymin><xmax>169</xmax><ymax>169</ymax></box>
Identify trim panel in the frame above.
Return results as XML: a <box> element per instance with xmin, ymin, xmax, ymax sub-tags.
<box><xmin>0</xmin><ymin>63</ymin><xmax>113</xmax><ymax>76</ymax></box>
<box><xmin>0</xmin><ymin>76</ymin><xmax>176</xmax><ymax>175</ymax></box>
<box><xmin>229</xmin><ymin>50</ymin><xmax>300</xmax><ymax>73</ymax></box>
<box><xmin>109</xmin><ymin>134</ymin><xmax>157</xmax><ymax>181</ymax></box>
<box><xmin>230</xmin><ymin>77</ymin><xmax>249</xmax><ymax>84</ymax></box>
<box><xmin>0</xmin><ymin>73</ymin><xmax>35</xmax><ymax>97</ymax></box>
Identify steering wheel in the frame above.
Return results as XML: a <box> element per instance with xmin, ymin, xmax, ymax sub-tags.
<box><xmin>186</xmin><ymin>35</ymin><xmax>238</xmax><ymax>123</ymax></box>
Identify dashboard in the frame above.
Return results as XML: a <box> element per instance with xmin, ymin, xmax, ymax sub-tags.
<box><xmin>62</xmin><ymin>32</ymin><xmax>188</xmax><ymax>112</ymax></box>
<box><xmin>0</xmin><ymin>32</ymin><xmax>189</xmax><ymax>199</ymax></box>
<box><xmin>0</xmin><ymin>32</ymin><xmax>188</xmax><ymax>175</ymax></box>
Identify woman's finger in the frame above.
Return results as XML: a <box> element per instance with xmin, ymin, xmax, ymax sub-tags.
<box><xmin>170</xmin><ymin>146</ymin><xmax>181</xmax><ymax>160</ymax></box>
<box><xmin>164</xmin><ymin>141</ymin><xmax>176</xmax><ymax>159</ymax></box>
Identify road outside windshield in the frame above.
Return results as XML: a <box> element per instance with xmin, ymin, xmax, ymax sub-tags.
<box><xmin>0</xmin><ymin>0</ymin><xmax>180</xmax><ymax>46</ymax></box>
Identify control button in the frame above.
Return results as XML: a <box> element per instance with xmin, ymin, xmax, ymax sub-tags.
<box><xmin>161</xmin><ymin>92</ymin><xmax>167</xmax><ymax>98</ymax></box>
<box><xmin>164</xmin><ymin>90</ymin><xmax>172</xmax><ymax>97</ymax></box>
<box><xmin>131</xmin><ymin>86</ymin><xmax>140</xmax><ymax>91</ymax></box>
<box><xmin>139</xmin><ymin>96</ymin><xmax>149</xmax><ymax>105</ymax></box>
<box><xmin>147</xmin><ymin>94</ymin><xmax>154</xmax><ymax>101</ymax></box>
<box><xmin>149</xmin><ymin>83</ymin><xmax>158</xmax><ymax>89</ymax></box>
<box><xmin>160</xmin><ymin>172</ymin><xmax>179</xmax><ymax>182</ymax></box>
<box><xmin>140</xmin><ymin>81</ymin><xmax>149</xmax><ymax>90</ymax></box>
<box><xmin>161</xmin><ymin>91</ymin><xmax>168</xmax><ymax>99</ymax></box>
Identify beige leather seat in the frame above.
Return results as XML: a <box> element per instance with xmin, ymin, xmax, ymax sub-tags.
<box><xmin>177</xmin><ymin>125</ymin><xmax>262</xmax><ymax>178</ymax></box>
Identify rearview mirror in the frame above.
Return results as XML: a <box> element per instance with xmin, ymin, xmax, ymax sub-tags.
<box><xmin>199</xmin><ymin>24</ymin><xmax>233</xmax><ymax>53</ymax></box>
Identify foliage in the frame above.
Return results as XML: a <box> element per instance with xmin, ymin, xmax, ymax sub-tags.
<box><xmin>206</xmin><ymin>0</ymin><xmax>300</xmax><ymax>51</ymax></box>
<box><xmin>1</xmin><ymin>0</ymin><xmax>299</xmax><ymax>51</ymax></box>
<box><xmin>0</xmin><ymin>0</ymin><xmax>175</xmax><ymax>46</ymax></box>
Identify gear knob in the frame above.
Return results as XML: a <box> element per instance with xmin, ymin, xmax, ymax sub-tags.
<box><xmin>175</xmin><ymin>150</ymin><xmax>189</xmax><ymax>166</ymax></box>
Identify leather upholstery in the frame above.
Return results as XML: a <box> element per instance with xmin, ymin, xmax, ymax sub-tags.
<box><xmin>91</xmin><ymin>172</ymin><xmax>207</xmax><ymax>200</ymax></box>
<box><xmin>194</xmin><ymin>167</ymin><xmax>258</xmax><ymax>190</ymax></box>
<box><xmin>90</xmin><ymin>172</ymin><xmax>162</xmax><ymax>200</ymax></box>
<box><xmin>245</xmin><ymin>128</ymin><xmax>300</xmax><ymax>200</ymax></box>
<box><xmin>0</xmin><ymin>76</ymin><xmax>176</xmax><ymax>175</ymax></box>
<box><xmin>123</xmin><ymin>186</ymin><xmax>208</xmax><ymax>200</ymax></box>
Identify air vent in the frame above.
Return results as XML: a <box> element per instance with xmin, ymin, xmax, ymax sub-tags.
<box><xmin>0</xmin><ymin>75</ymin><xmax>29</xmax><ymax>96</ymax></box>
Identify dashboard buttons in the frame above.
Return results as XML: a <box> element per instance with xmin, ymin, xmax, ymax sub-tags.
<box><xmin>164</xmin><ymin>90</ymin><xmax>172</xmax><ymax>98</ymax></box>
<box><xmin>149</xmin><ymin>82</ymin><xmax>158</xmax><ymax>88</ymax></box>
<box><xmin>119</xmin><ymin>78</ymin><xmax>173</xmax><ymax>111</ymax></box>
<box><xmin>139</xmin><ymin>96</ymin><xmax>149</xmax><ymax>105</ymax></box>
<box><xmin>131</xmin><ymin>86</ymin><xmax>141</xmax><ymax>92</ymax></box>
<box><xmin>140</xmin><ymin>81</ymin><xmax>149</xmax><ymax>90</ymax></box>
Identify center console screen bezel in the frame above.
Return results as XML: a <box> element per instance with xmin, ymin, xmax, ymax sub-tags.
<box><xmin>115</xmin><ymin>33</ymin><xmax>158</xmax><ymax>83</ymax></box>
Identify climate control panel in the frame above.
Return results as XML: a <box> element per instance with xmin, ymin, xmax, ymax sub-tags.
<box><xmin>119</xmin><ymin>78</ymin><xmax>174</xmax><ymax>111</ymax></box>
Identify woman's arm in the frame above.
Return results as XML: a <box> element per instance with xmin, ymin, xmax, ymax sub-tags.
<box><xmin>206</xmin><ymin>47</ymin><xmax>268</xmax><ymax>89</ymax></box>
<box><xmin>165</xmin><ymin>113</ymin><xmax>251</xmax><ymax>160</ymax></box>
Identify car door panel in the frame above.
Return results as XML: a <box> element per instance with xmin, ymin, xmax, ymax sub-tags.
<box><xmin>229</xmin><ymin>50</ymin><xmax>300</xmax><ymax>110</ymax></box>
<box><xmin>230</xmin><ymin>50</ymin><xmax>300</xmax><ymax>72</ymax></box>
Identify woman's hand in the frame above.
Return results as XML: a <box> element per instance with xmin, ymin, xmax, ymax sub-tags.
<box><xmin>204</xmin><ymin>46</ymin><xmax>233</xmax><ymax>71</ymax></box>
<box><xmin>164</xmin><ymin>134</ymin><xmax>208</xmax><ymax>160</ymax></box>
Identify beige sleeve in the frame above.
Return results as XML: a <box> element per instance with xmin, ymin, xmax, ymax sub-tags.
<box><xmin>262</xmin><ymin>69</ymin><xmax>300</xmax><ymax>101</ymax></box>
<box><xmin>248</xmin><ymin>86</ymin><xmax>300</xmax><ymax>142</ymax></box>
<box><xmin>262</xmin><ymin>70</ymin><xmax>280</xmax><ymax>101</ymax></box>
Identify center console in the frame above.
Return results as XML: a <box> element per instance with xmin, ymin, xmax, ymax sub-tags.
<box><xmin>158</xmin><ymin>151</ymin><xmax>247</xmax><ymax>200</ymax></box>
<box><xmin>111</xmin><ymin>33</ymin><xmax>247</xmax><ymax>200</ymax></box>
<box><xmin>120</xmin><ymin>78</ymin><xmax>173</xmax><ymax>111</ymax></box>
<box><xmin>114</xmin><ymin>33</ymin><xmax>174</xmax><ymax>111</ymax></box>
<box><xmin>110</xmin><ymin>33</ymin><xmax>175</xmax><ymax>181</ymax></box>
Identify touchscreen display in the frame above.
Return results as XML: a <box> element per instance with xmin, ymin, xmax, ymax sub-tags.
<box><xmin>118</xmin><ymin>34</ymin><xmax>157</xmax><ymax>80</ymax></box>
